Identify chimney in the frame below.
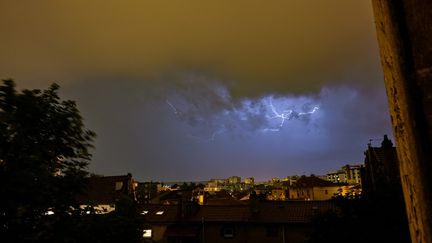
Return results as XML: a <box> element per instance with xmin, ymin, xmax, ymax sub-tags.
<box><xmin>381</xmin><ymin>134</ymin><xmax>393</xmax><ymax>148</ymax></box>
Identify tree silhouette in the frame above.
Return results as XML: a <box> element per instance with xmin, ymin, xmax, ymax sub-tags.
<box><xmin>0</xmin><ymin>79</ymin><xmax>95</xmax><ymax>242</ymax></box>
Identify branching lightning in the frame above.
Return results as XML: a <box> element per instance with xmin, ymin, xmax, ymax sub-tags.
<box><xmin>166</xmin><ymin>93</ymin><xmax>320</xmax><ymax>140</ymax></box>
<box><xmin>298</xmin><ymin>106</ymin><xmax>319</xmax><ymax>116</ymax></box>
<box><xmin>267</xmin><ymin>99</ymin><xmax>294</xmax><ymax>127</ymax></box>
<box><xmin>264</xmin><ymin>98</ymin><xmax>319</xmax><ymax>132</ymax></box>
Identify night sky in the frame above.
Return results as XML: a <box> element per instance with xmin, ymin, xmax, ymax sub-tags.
<box><xmin>0</xmin><ymin>1</ymin><xmax>393</xmax><ymax>181</ymax></box>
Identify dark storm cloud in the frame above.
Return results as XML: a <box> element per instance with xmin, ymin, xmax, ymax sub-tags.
<box><xmin>61</xmin><ymin>75</ymin><xmax>391</xmax><ymax>181</ymax></box>
<box><xmin>161</xmin><ymin>73</ymin><xmax>322</xmax><ymax>140</ymax></box>
<box><xmin>1</xmin><ymin>0</ymin><xmax>380</xmax><ymax>97</ymax></box>
<box><xmin>0</xmin><ymin>1</ymin><xmax>393</xmax><ymax>180</ymax></box>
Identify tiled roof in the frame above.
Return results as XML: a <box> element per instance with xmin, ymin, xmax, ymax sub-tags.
<box><xmin>194</xmin><ymin>205</ymin><xmax>250</xmax><ymax>222</ymax></box>
<box><xmin>77</xmin><ymin>175</ymin><xmax>132</xmax><ymax>205</ymax></box>
<box><xmin>293</xmin><ymin>176</ymin><xmax>340</xmax><ymax>188</ymax></box>
<box><xmin>248</xmin><ymin>201</ymin><xmax>336</xmax><ymax>223</ymax></box>
<box><xmin>138</xmin><ymin>204</ymin><xmax>179</xmax><ymax>222</ymax></box>
<box><xmin>204</xmin><ymin>199</ymin><xmax>249</xmax><ymax>206</ymax></box>
<box><xmin>164</xmin><ymin>226</ymin><xmax>199</xmax><ymax>237</ymax></box>
<box><xmin>139</xmin><ymin>201</ymin><xmax>338</xmax><ymax>224</ymax></box>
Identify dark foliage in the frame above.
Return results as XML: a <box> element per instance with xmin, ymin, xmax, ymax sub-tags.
<box><xmin>71</xmin><ymin>195</ymin><xmax>143</xmax><ymax>243</ymax></box>
<box><xmin>308</xmin><ymin>195</ymin><xmax>410</xmax><ymax>243</ymax></box>
<box><xmin>0</xmin><ymin>79</ymin><xmax>95</xmax><ymax>242</ymax></box>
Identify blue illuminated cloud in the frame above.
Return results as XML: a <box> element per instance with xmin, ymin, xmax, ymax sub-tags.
<box><xmin>63</xmin><ymin>73</ymin><xmax>392</xmax><ymax>181</ymax></box>
<box><xmin>164</xmin><ymin>77</ymin><xmax>322</xmax><ymax>142</ymax></box>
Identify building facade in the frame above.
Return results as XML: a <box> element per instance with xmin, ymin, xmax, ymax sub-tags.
<box><xmin>289</xmin><ymin>175</ymin><xmax>346</xmax><ymax>201</ymax></box>
<box><xmin>227</xmin><ymin>176</ymin><xmax>241</xmax><ymax>185</ymax></box>
<box><xmin>244</xmin><ymin>177</ymin><xmax>254</xmax><ymax>185</ymax></box>
<box><xmin>327</xmin><ymin>164</ymin><xmax>364</xmax><ymax>185</ymax></box>
<box><xmin>363</xmin><ymin>135</ymin><xmax>401</xmax><ymax>196</ymax></box>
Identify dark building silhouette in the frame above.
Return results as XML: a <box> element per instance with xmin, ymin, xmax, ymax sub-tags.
<box><xmin>76</xmin><ymin>173</ymin><xmax>136</xmax><ymax>213</ymax></box>
<box><xmin>363</xmin><ymin>135</ymin><xmax>402</xmax><ymax>197</ymax></box>
<box><xmin>136</xmin><ymin>182</ymin><xmax>159</xmax><ymax>204</ymax></box>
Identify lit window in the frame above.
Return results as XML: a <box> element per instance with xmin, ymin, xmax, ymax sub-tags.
<box><xmin>141</xmin><ymin>210</ymin><xmax>149</xmax><ymax>215</ymax></box>
<box><xmin>115</xmin><ymin>181</ymin><xmax>123</xmax><ymax>191</ymax></box>
<box><xmin>44</xmin><ymin>210</ymin><xmax>54</xmax><ymax>216</ymax></box>
<box><xmin>142</xmin><ymin>229</ymin><xmax>152</xmax><ymax>238</ymax></box>
<box><xmin>155</xmin><ymin>211</ymin><xmax>164</xmax><ymax>215</ymax></box>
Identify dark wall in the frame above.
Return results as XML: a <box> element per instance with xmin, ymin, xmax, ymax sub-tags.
<box><xmin>372</xmin><ymin>1</ymin><xmax>432</xmax><ymax>242</ymax></box>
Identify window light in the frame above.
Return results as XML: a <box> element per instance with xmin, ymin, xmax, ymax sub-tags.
<box><xmin>142</xmin><ymin>229</ymin><xmax>152</xmax><ymax>238</ymax></box>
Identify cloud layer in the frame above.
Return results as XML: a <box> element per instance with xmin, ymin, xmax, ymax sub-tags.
<box><xmin>1</xmin><ymin>1</ymin><xmax>381</xmax><ymax>97</ymax></box>
<box><xmin>0</xmin><ymin>1</ymin><xmax>393</xmax><ymax>181</ymax></box>
<box><xmin>60</xmin><ymin>74</ymin><xmax>392</xmax><ymax>181</ymax></box>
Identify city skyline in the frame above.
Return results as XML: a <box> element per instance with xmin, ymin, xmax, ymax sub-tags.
<box><xmin>0</xmin><ymin>1</ymin><xmax>393</xmax><ymax>181</ymax></box>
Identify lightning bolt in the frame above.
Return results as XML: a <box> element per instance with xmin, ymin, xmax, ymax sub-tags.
<box><xmin>166</xmin><ymin>100</ymin><xmax>181</xmax><ymax>115</ymax></box>
<box><xmin>267</xmin><ymin>99</ymin><xmax>295</xmax><ymax>127</ymax></box>
<box><xmin>167</xmin><ymin>96</ymin><xmax>320</xmax><ymax>138</ymax></box>
<box><xmin>298</xmin><ymin>106</ymin><xmax>319</xmax><ymax>115</ymax></box>
<box><xmin>264</xmin><ymin>98</ymin><xmax>319</xmax><ymax>132</ymax></box>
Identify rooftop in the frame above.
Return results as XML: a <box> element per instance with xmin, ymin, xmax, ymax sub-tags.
<box><xmin>293</xmin><ymin>175</ymin><xmax>345</xmax><ymax>188</ymax></box>
<box><xmin>138</xmin><ymin>200</ymin><xmax>338</xmax><ymax>224</ymax></box>
<box><xmin>77</xmin><ymin>174</ymin><xmax>133</xmax><ymax>205</ymax></box>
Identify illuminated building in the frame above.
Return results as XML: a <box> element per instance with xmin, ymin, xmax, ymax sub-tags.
<box><xmin>204</xmin><ymin>179</ymin><xmax>225</xmax><ymax>192</ymax></box>
<box><xmin>289</xmin><ymin>175</ymin><xmax>347</xmax><ymax>200</ymax></box>
<box><xmin>227</xmin><ymin>176</ymin><xmax>241</xmax><ymax>185</ymax></box>
<box><xmin>327</xmin><ymin>164</ymin><xmax>364</xmax><ymax>185</ymax></box>
<box><xmin>244</xmin><ymin>177</ymin><xmax>255</xmax><ymax>185</ymax></box>
<box><xmin>283</xmin><ymin>176</ymin><xmax>299</xmax><ymax>186</ymax></box>
<box><xmin>267</xmin><ymin>188</ymin><xmax>288</xmax><ymax>201</ymax></box>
